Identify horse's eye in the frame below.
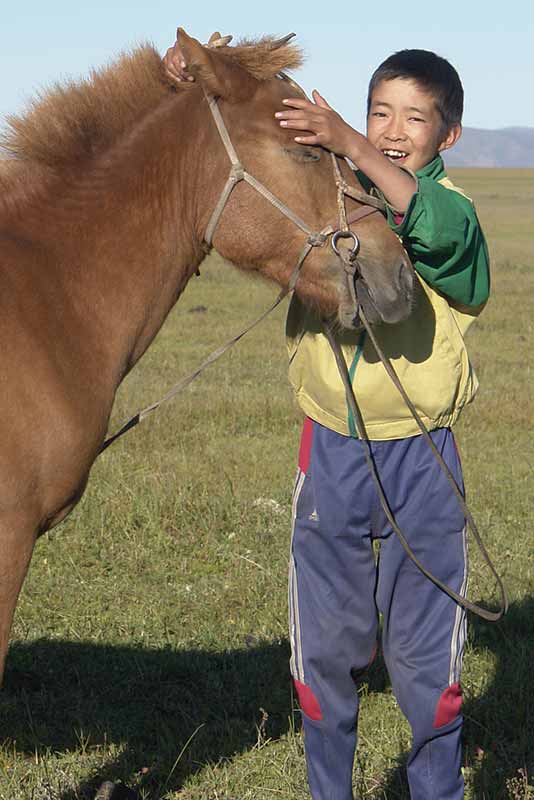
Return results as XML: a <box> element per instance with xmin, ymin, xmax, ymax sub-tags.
<box><xmin>283</xmin><ymin>146</ymin><xmax>321</xmax><ymax>163</ymax></box>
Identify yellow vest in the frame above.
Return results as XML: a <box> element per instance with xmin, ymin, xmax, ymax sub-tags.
<box><xmin>286</xmin><ymin>178</ymin><xmax>484</xmax><ymax>440</ymax></box>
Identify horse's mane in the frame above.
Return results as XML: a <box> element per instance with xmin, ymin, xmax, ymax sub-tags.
<box><xmin>0</xmin><ymin>37</ymin><xmax>303</xmax><ymax>174</ymax></box>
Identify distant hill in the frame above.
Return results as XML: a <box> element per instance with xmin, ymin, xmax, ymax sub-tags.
<box><xmin>443</xmin><ymin>126</ymin><xmax>534</xmax><ymax>167</ymax></box>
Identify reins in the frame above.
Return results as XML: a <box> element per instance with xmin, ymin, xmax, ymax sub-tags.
<box><xmin>100</xmin><ymin>84</ymin><xmax>508</xmax><ymax>622</ymax></box>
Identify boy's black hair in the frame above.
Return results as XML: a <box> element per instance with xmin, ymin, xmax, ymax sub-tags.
<box><xmin>367</xmin><ymin>49</ymin><xmax>463</xmax><ymax>131</ymax></box>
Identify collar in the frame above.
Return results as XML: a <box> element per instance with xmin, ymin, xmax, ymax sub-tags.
<box><xmin>415</xmin><ymin>154</ymin><xmax>446</xmax><ymax>180</ymax></box>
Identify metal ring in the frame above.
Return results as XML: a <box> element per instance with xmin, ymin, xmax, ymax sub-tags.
<box><xmin>331</xmin><ymin>230</ymin><xmax>360</xmax><ymax>257</ymax></box>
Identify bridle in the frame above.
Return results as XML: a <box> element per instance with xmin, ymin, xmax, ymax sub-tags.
<box><xmin>101</xmin><ymin>77</ymin><xmax>508</xmax><ymax>623</ymax></box>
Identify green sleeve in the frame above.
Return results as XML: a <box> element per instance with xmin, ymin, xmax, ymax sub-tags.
<box><xmin>386</xmin><ymin>177</ymin><xmax>490</xmax><ymax>307</ymax></box>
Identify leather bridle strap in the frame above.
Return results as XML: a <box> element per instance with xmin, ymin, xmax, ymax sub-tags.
<box><xmin>204</xmin><ymin>93</ymin><xmax>328</xmax><ymax>246</ymax></box>
<box><xmin>320</xmin><ymin>204</ymin><xmax>382</xmax><ymax>239</ymax></box>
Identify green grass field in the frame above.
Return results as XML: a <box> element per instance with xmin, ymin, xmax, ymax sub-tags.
<box><xmin>1</xmin><ymin>169</ymin><xmax>533</xmax><ymax>800</ymax></box>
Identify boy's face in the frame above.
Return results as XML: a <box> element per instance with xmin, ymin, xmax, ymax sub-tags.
<box><xmin>367</xmin><ymin>77</ymin><xmax>461</xmax><ymax>173</ymax></box>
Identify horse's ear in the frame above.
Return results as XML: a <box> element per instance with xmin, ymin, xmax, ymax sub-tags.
<box><xmin>177</xmin><ymin>28</ymin><xmax>257</xmax><ymax>102</ymax></box>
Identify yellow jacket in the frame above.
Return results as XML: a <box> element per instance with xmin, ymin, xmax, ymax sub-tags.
<box><xmin>286</xmin><ymin>156</ymin><xmax>489</xmax><ymax>440</ymax></box>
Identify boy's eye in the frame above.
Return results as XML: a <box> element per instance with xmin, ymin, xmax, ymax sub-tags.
<box><xmin>409</xmin><ymin>117</ymin><xmax>426</xmax><ymax>123</ymax></box>
<box><xmin>371</xmin><ymin>111</ymin><xmax>387</xmax><ymax>118</ymax></box>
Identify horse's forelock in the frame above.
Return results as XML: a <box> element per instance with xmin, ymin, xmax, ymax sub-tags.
<box><xmin>223</xmin><ymin>36</ymin><xmax>304</xmax><ymax>80</ymax></box>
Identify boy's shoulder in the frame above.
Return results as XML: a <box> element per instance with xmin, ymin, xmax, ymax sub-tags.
<box><xmin>436</xmin><ymin>174</ymin><xmax>473</xmax><ymax>203</ymax></box>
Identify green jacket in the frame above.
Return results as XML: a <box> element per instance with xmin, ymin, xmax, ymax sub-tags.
<box><xmin>358</xmin><ymin>155</ymin><xmax>490</xmax><ymax>306</ymax></box>
<box><xmin>286</xmin><ymin>155</ymin><xmax>490</xmax><ymax>440</ymax></box>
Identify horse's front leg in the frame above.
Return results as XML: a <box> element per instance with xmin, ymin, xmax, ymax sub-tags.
<box><xmin>0</xmin><ymin>511</ymin><xmax>39</xmax><ymax>687</ymax></box>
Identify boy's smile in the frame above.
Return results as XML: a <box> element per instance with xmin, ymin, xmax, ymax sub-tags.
<box><xmin>367</xmin><ymin>77</ymin><xmax>461</xmax><ymax>173</ymax></box>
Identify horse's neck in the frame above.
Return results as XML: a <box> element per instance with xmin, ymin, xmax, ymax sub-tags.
<box><xmin>44</xmin><ymin>93</ymin><xmax>217</xmax><ymax>383</ymax></box>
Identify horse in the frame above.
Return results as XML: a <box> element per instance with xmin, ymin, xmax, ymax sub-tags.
<box><xmin>0</xmin><ymin>29</ymin><xmax>414</xmax><ymax>685</ymax></box>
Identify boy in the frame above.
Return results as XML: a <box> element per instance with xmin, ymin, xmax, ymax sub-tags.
<box><xmin>164</xmin><ymin>42</ymin><xmax>489</xmax><ymax>800</ymax></box>
<box><xmin>277</xmin><ymin>49</ymin><xmax>488</xmax><ymax>800</ymax></box>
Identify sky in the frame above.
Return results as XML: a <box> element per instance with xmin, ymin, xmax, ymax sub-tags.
<box><xmin>1</xmin><ymin>1</ymin><xmax>532</xmax><ymax>133</ymax></box>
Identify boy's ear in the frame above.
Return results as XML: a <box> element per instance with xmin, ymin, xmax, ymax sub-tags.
<box><xmin>177</xmin><ymin>28</ymin><xmax>257</xmax><ymax>102</ymax></box>
<box><xmin>438</xmin><ymin>123</ymin><xmax>462</xmax><ymax>153</ymax></box>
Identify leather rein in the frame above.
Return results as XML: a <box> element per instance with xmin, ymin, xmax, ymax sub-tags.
<box><xmin>101</xmin><ymin>88</ymin><xmax>508</xmax><ymax>622</ymax></box>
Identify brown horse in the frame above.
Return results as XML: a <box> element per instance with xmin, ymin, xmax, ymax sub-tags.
<box><xmin>0</xmin><ymin>30</ymin><xmax>413</xmax><ymax>684</ymax></box>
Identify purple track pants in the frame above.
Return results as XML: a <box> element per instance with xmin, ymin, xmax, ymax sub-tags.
<box><xmin>289</xmin><ymin>418</ymin><xmax>468</xmax><ymax>800</ymax></box>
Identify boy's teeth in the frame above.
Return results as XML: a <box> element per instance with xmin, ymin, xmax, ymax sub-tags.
<box><xmin>383</xmin><ymin>149</ymin><xmax>408</xmax><ymax>158</ymax></box>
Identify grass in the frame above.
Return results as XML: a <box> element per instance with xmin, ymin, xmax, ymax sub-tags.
<box><xmin>1</xmin><ymin>168</ymin><xmax>533</xmax><ymax>799</ymax></box>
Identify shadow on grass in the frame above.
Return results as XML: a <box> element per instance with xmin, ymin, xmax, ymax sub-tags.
<box><xmin>466</xmin><ymin>595</ymin><xmax>534</xmax><ymax>799</ymax></box>
<box><xmin>3</xmin><ymin>597</ymin><xmax>533</xmax><ymax>799</ymax></box>
<box><xmin>2</xmin><ymin>637</ymin><xmax>295</xmax><ymax>799</ymax></box>
<box><xmin>361</xmin><ymin>595</ymin><xmax>534</xmax><ymax>799</ymax></box>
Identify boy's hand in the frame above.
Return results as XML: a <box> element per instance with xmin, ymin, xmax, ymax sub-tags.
<box><xmin>275</xmin><ymin>90</ymin><xmax>357</xmax><ymax>156</ymax></box>
<box><xmin>163</xmin><ymin>29</ymin><xmax>195</xmax><ymax>83</ymax></box>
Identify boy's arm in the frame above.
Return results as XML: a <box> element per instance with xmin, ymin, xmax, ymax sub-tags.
<box><xmin>387</xmin><ymin>178</ymin><xmax>490</xmax><ymax>307</ymax></box>
<box><xmin>275</xmin><ymin>90</ymin><xmax>417</xmax><ymax>211</ymax></box>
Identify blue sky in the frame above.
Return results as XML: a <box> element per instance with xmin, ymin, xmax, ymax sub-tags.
<box><xmin>1</xmin><ymin>1</ymin><xmax>532</xmax><ymax>132</ymax></box>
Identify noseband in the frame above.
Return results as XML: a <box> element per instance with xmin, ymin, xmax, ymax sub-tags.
<box><xmin>202</xmin><ymin>90</ymin><xmax>385</xmax><ymax>298</ymax></box>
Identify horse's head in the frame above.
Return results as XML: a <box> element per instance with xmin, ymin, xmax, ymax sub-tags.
<box><xmin>178</xmin><ymin>30</ymin><xmax>414</xmax><ymax>329</ymax></box>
